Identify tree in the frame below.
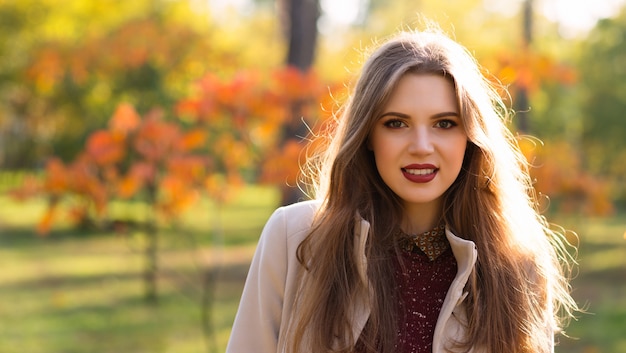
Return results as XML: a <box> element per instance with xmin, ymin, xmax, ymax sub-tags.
<box><xmin>0</xmin><ymin>0</ymin><xmax>283</xmax><ymax>169</ymax></box>
<box><xmin>275</xmin><ymin>0</ymin><xmax>321</xmax><ymax>205</ymax></box>
<box><xmin>280</xmin><ymin>0</ymin><xmax>320</xmax><ymax>71</ymax></box>
<box><xmin>20</xmin><ymin>12</ymin><xmax>213</xmax><ymax>165</ymax></box>
<box><xmin>11</xmin><ymin>65</ymin><xmax>342</xmax><ymax>300</ymax></box>
<box><xmin>11</xmin><ymin>103</ymin><xmax>216</xmax><ymax>302</ymax></box>
<box><xmin>0</xmin><ymin>0</ymin><xmax>166</xmax><ymax>167</ymax></box>
<box><xmin>577</xmin><ymin>8</ymin><xmax>626</xmax><ymax>203</ymax></box>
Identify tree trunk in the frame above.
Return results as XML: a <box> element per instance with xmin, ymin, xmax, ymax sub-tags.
<box><xmin>515</xmin><ymin>0</ymin><xmax>533</xmax><ymax>133</ymax></box>
<box><xmin>278</xmin><ymin>0</ymin><xmax>320</xmax><ymax>205</ymax></box>
<box><xmin>144</xmin><ymin>182</ymin><xmax>158</xmax><ymax>304</ymax></box>
<box><xmin>282</xmin><ymin>0</ymin><xmax>320</xmax><ymax>71</ymax></box>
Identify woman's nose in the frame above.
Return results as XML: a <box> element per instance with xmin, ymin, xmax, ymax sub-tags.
<box><xmin>407</xmin><ymin>127</ymin><xmax>435</xmax><ymax>155</ymax></box>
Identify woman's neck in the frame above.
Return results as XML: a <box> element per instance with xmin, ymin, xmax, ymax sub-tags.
<box><xmin>401</xmin><ymin>199</ymin><xmax>443</xmax><ymax>235</ymax></box>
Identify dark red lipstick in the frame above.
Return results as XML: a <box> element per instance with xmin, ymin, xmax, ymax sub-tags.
<box><xmin>401</xmin><ymin>164</ymin><xmax>438</xmax><ymax>183</ymax></box>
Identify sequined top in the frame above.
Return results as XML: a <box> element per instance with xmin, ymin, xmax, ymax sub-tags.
<box><xmin>356</xmin><ymin>224</ymin><xmax>458</xmax><ymax>353</ymax></box>
<box><xmin>393</xmin><ymin>246</ymin><xmax>457</xmax><ymax>352</ymax></box>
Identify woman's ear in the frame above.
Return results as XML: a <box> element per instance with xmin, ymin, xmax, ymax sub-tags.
<box><xmin>366</xmin><ymin>137</ymin><xmax>373</xmax><ymax>151</ymax></box>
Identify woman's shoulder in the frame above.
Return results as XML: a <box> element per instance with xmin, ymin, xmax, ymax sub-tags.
<box><xmin>265</xmin><ymin>199</ymin><xmax>322</xmax><ymax>239</ymax></box>
<box><xmin>277</xmin><ymin>199</ymin><xmax>322</xmax><ymax>216</ymax></box>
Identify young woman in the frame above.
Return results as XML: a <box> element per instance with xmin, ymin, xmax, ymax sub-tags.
<box><xmin>226</xmin><ymin>29</ymin><xmax>578</xmax><ymax>353</ymax></box>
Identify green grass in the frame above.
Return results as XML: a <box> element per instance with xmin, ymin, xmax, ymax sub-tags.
<box><xmin>551</xmin><ymin>215</ymin><xmax>626</xmax><ymax>353</ymax></box>
<box><xmin>0</xmin><ymin>185</ymin><xmax>279</xmax><ymax>353</ymax></box>
<box><xmin>0</xmin><ymin>184</ymin><xmax>624</xmax><ymax>353</ymax></box>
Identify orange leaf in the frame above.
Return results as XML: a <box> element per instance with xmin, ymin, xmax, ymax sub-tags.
<box><xmin>176</xmin><ymin>129</ymin><xmax>207</xmax><ymax>152</ymax></box>
<box><xmin>214</xmin><ymin>135</ymin><xmax>253</xmax><ymax>170</ymax></box>
<box><xmin>260</xmin><ymin>140</ymin><xmax>303</xmax><ymax>185</ymax></box>
<box><xmin>215</xmin><ymin>71</ymin><xmax>258</xmax><ymax>106</ymax></box>
<box><xmin>159</xmin><ymin>176</ymin><xmax>199</xmax><ymax>215</ymax></box>
<box><xmin>37</xmin><ymin>199</ymin><xmax>58</xmax><ymax>236</ymax></box>
<box><xmin>175</xmin><ymin>99</ymin><xmax>202</xmax><ymax>121</ymax></box>
<box><xmin>109</xmin><ymin>103</ymin><xmax>141</xmax><ymax>134</ymax></box>
<box><xmin>117</xmin><ymin>174</ymin><xmax>142</xmax><ymax>199</ymax></box>
<box><xmin>251</xmin><ymin>122</ymin><xmax>280</xmax><ymax>148</ymax></box>
<box><xmin>134</xmin><ymin>117</ymin><xmax>180</xmax><ymax>161</ymax></box>
<box><xmin>27</xmin><ymin>46</ymin><xmax>64</xmax><ymax>93</ymax></box>
<box><xmin>86</xmin><ymin>130</ymin><xmax>126</xmax><ymax>165</ymax></box>
<box><xmin>43</xmin><ymin>158</ymin><xmax>69</xmax><ymax>194</ymax></box>
<box><xmin>116</xmin><ymin>162</ymin><xmax>155</xmax><ymax>198</ymax></box>
<box><xmin>204</xmin><ymin>174</ymin><xmax>228</xmax><ymax>201</ymax></box>
<box><xmin>167</xmin><ymin>156</ymin><xmax>206</xmax><ymax>182</ymax></box>
<box><xmin>273</xmin><ymin>66</ymin><xmax>321</xmax><ymax>101</ymax></box>
<box><xmin>181</xmin><ymin>73</ymin><xmax>221</xmax><ymax>122</ymax></box>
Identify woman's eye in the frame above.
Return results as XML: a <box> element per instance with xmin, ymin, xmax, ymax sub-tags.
<box><xmin>384</xmin><ymin>120</ymin><xmax>406</xmax><ymax>128</ymax></box>
<box><xmin>435</xmin><ymin>120</ymin><xmax>457</xmax><ymax>129</ymax></box>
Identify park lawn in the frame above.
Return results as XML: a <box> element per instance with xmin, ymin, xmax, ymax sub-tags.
<box><xmin>553</xmin><ymin>214</ymin><xmax>626</xmax><ymax>353</ymax></box>
<box><xmin>0</xmin><ymin>185</ymin><xmax>279</xmax><ymax>353</ymax></box>
<box><xmin>0</xmin><ymin>185</ymin><xmax>625</xmax><ymax>353</ymax></box>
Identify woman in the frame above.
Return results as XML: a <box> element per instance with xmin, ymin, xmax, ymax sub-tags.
<box><xmin>226</xmin><ymin>29</ymin><xmax>578</xmax><ymax>353</ymax></box>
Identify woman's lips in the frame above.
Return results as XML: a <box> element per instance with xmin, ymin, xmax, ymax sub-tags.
<box><xmin>402</xmin><ymin>164</ymin><xmax>437</xmax><ymax>183</ymax></box>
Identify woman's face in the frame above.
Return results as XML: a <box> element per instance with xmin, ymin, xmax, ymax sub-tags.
<box><xmin>368</xmin><ymin>73</ymin><xmax>467</xmax><ymax>216</ymax></box>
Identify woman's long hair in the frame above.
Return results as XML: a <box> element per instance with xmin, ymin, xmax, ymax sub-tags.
<box><xmin>290</xmin><ymin>28</ymin><xmax>578</xmax><ymax>353</ymax></box>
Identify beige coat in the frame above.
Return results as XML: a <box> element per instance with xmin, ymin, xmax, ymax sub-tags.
<box><xmin>226</xmin><ymin>200</ymin><xmax>479</xmax><ymax>353</ymax></box>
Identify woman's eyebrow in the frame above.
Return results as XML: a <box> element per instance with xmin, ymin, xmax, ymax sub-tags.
<box><xmin>431</xmin><ymin>111</ymin><xmax>460</xmax><ymax>119</ymax></box>
<box><xmin>377</xmin><ymin>111</ymin><xmax>459</xmax><ymax>119</ymax></box>
<box><xmin>378</xmin><ymin>111</ymin><xmax>410</xmax><ymax>119</ymax></box>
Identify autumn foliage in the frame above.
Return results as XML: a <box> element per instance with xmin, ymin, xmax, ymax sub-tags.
<box><xmin>176</xmin><ymin>66</ymin><xmax>342</xmax><ymax>189</ymax></box>
<box><xmin>13</xmin><ymin>66</ymin><xmax>343</xmax><ymax>235</ymax></box>
<box><xmin>484</xmin><ymin>47</ymin><xmax>613</xmax><ymax>215</ymax></box>
<box><xmin>13</xmin><ymin>56</ymin><xmax>615</xmax><ymax>235</ymax></box>
<box><xmin>14</xmin><ymin>104</ymin><xmax>202</xmax><ymax>234</ymax></box>
<box><xmin>14</xmin><ymin>29</ymin><xmax>617</xmax><ymax>236</ymax></box>
<box><xmin>519</xmin><ymin>138</ymin><xmax>614</xmax><ymax>216</ymax></box>
<box><xmin>25</xmin><ymin>18</ymin><xmax>207</xmax><ymax>94</ymax></box>
<box><xmin>487</xmin><ymin>49</ymin><xmax>577</xmax><ymax>93</ymax></box>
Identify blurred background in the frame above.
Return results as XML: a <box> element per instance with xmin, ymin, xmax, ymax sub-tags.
<box><xmin>0</xmin><ymin>0</ymin><xmax>624</xmax><ymax>352</ymax></box>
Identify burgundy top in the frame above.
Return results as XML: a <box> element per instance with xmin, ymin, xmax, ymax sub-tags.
<box><xmin>393</xmin><ymin>247</ymin><xmax>458</xmax><ymax>352</ymax></box>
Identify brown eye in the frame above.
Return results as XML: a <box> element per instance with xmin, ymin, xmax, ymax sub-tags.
<box><xmin>435</xmin><ymin>120</ymin><xmax>457</xmax><ymax>129</ymax></box>
<box><xmin>384</xmin><ymin>119</ymin><xmax>407</xmax><ymax>128</ymax></box>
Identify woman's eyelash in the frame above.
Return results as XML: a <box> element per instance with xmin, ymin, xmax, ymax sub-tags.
<box><xmin>436</xmin><ymin>120</ymin><xmax>458</xmax><ymax>128</ymax></box>
<box><xmin>382</xmin><ymin>119</ymin><xmax>458</xmax><ymax>128</ymax></box>
<box><xmin>383</xmin><ymin>119</ymin><xmax>406</xmax><ymax>128</ymax></box>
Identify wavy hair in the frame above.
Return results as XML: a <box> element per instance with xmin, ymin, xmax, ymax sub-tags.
<box><xmin>290</xmin><ymin>28</ymin><xmax>578</xmax><ymax>353</ymax></box>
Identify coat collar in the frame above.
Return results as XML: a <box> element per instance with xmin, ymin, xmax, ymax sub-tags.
<box><xmin>353</xmin><ymin>215</ymin><xmax>477</xmax><ymax>286</ymax></box>
<box><xmin>350</xmin><ymin>214</ymin><xmax>478</xmax><ymax>349</ymax></box>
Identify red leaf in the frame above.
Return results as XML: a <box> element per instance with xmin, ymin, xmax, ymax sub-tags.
<box><xmin>86</xmin><ymin>130</ymin><xmax>126</xmax><ymax>165</ymax></box>
<box><xmin>134</xmin><ymin>116</ymin><xmax>180</xmax><ymax>161</ymax></box>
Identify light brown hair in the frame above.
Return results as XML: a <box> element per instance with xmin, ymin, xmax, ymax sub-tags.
<box><xmin>291</xmin><ymin>29</ymin><xmax>578</xmax><ymax>353</ymax></box>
